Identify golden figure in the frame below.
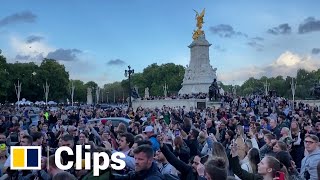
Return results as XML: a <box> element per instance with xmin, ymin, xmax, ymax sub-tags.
<box><xmin>192</xmin><ymin>29</ymin><xmax>204</xmax><ymax>40</ymax></box>
<box><xmin>192</xmin><ymin>8</ymin><xmax>206</xmax><ymax>40</ymax></box>
<box><xmin>194</xmin><ymin>9</ymin><xmax>205</xmax><ymax>29</ymax></box>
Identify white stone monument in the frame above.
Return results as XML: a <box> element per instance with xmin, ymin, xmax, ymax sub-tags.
<box><xmin>144</xmin><ymin>87</ymin><xmax>149</xmax><ymax>99</ymax></box>
<box><xmin>96</xmin><ymin>87</ymin><xmax>100</xmax><ymax>104</ymax></box>
<box><xmin>133</xmin><ymin>9</ymin><xmax>221</xmax><ymax>110</ymax></box>
<box><xmin>87</xmin><ymin>87</ymin><xmax>93</xmax><ymax>105</ymax></box>
<box><xmin>179</xmin><ymin>9</ymin><xmax>217</xmax><ymax>95</ymax></box>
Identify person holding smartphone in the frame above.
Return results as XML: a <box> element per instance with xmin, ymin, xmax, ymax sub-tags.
<box><xmin>230</xmin><ymin>139</ymin><xmax>289</xmax><ymax>180</ymax></box>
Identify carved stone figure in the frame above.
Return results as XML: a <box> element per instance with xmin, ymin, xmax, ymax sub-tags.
<box><xmin>310</xmin><ymin>83</ymin><xmax>320</xmax><ymax>98</ymax></box>
<box><xmin>87</xmin><ymin>87</ymin><xmax>93</xmax><ymax>104</ymax></box>
<box><xmin>131</xmin><ymin>87</ymin><xmax>140</xmax><ymax>99</ymax></box>
<box><xmin>144</xmin><ymin>87</ymin><xmax>150</xmax><ymax>99</ymax></box>
<box><xmin>209</xmin><ymin>79</ymin><xmax>220</xmax><ymax>101</ymax></box>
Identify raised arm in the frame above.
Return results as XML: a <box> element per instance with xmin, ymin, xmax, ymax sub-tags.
<box><xmin>230</xmin><ymin>142</ymin><xmax>261</xmax><ymax>180</ymax></box>
<box><xmin>160</xmin><ymin>142</ymin><xmax>192</xmax><ymax>174</ymax></box>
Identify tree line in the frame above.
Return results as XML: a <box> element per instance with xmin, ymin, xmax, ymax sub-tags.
<box><xmin>221</xmin><ymin>69</ymin><xmax>320</xmax><ymax>100</ymax></box>
<box><xmin>1</xmin><ymin>51</ymin><xmax>320</xmax><ymax>103</ymax></box>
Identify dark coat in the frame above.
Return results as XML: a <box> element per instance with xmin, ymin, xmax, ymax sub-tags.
<box><xmin>128</xmin><ymin>162</ymin><xmax>165</xmax><ymax>180</ymax></box>
<box><xmin>161</xmin><ymin>144</ymin><xmax>202</xmax><ymax>180</ymax></box>
<box><xmin>230</xmin><ymin>156</ymin><xmax>263</xmax><ymax>180</ymax></box>
<box><xmin>184</xmin><ymin>138</ymin><xmax>200</xmax><ymax>157</ymax></box>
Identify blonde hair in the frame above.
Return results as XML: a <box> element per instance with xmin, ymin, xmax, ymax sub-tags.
<box><xmin>290</xmin><ymin>121</ymin><xmax>300</xmax><ymax>135</ymax></box>
<box><xmin>198</xmin><ymin>131</ymin><xmax>206</xmax><ymax>143</ymax></box>
<box><xmin>236</xmin><ymin>125</ymin><xmax>245</xmax><ymax>139</ymax></box>
<box><xmin>281</xmin><ymin>127</ymin><xmax>291</xmax><ymax>138</ymax></box>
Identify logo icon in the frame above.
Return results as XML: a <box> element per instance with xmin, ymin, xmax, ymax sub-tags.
<box><xmin>10</xmin><ymin>146</ymin><xmax>41</xmax><ymax>170</ymax></box>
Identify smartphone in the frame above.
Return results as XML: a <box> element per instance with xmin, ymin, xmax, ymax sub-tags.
<box><xmin>276</xmin><ymin>171</ymin><xmax>285</xmax><ymax>180</ymax></box>
<box><xmin>174</xmin><ymin>129</ymin><xmax>180</xmax><ymax>136</ymax></box>
<box><xmin>243</xmin><ymin>126</ymin><xmax>250</xmax><ymax>133</ymax></box>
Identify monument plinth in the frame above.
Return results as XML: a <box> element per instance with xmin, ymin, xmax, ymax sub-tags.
<box><xmin>133</xmin><ymin>9</ymin><xmax>218</xmax><ymax>110</ymax></box>
<box><xmin>179</xmin><ymin>9</ymin><xmax>217</xmax><ymax>95</ymax></box>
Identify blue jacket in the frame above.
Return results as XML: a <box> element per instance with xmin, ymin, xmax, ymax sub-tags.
<box><xmin>300</xmin><ymin>148</ymin><xmax>320</xmax><ymax>180</ymax></box>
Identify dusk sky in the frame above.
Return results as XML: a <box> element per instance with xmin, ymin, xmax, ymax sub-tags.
<box><xmin>1</xmin><ymin>1</ymin><xmax>320</xmax><ymax>86</ymax></box>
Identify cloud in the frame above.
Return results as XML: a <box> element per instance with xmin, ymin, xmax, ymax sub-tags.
<box><xmin>312</xmin><ymin>48</ymin><xmax>320</xmax><ymax>55</ymax></box>
<box><xmin>247</xmin><ymin>41</ymin><xmax>264</xmax><ymax>51</ymax></box>
<box><xmin>107</xmin><ymin>59</ymin><xmax>126</xmax><ymax>66</ymax></box>
<box><xmin>220</xmin><ymin>51</ymin><xmax>320</xmax><ymax>84</ymax></box>
<box><xmin>10</xmin><ymin>36</ymin><xmax>81</xmax><ymax>62</ymax></box>
<box><xmin>9</xmin><ymin>36</ymin><xmax>54</xmax><ymax>63</ymax></box>
<box><xmin>209</xmin><ymin>24</ymin><xmax>248</xmax><ymax>38</ymax></box>
<box><xmin>15</xmin><ymin>54</ymin><xmax>30</xmax><ymax>60</ymax></box>
<box><xmin>252</xmin><ymin>37</ymin><xmax>264</xmax><ymax>41</ymax></box>
<box><xmin>26</xmin><ymin>35</ymin><xmax>43</xmax><ymax>44</ymax></box>
<box><xmin>46</xmin><ymin>48</ymin><xmax>82</xmax><ymax>61</ymax></box>
<box><xmin>0</xmin><ymin>11</ymin><xmax>37</xmax><ymax>27</ymax></box>
<box><xmin>213</xmin><ymin>45</ymin><xmax>226</xmax><ymax>52</ymax></box>
<box><xmin>8</xmin><ymin>35</ymin><xmax>105</xmax><ymax>85</ymax></box>
<box><xmin>10</xmin><ymin>36</ymin><xmax>53</xmax><ymax>56</ymax></box>
<box><xmin>210</xmin><ymin>24</ymin><xmax>264</xmax><ymax>51</ymax></box>
<box><xmin>14</xmin><ymin>53</ymin><xmax>44</xmax><ymax>61</ymax></box>
<box><xmin>267</xmin><ymin>23</ymin><xmax>292</xmax><ymax>35</ymax></box>
<box><xmin>247</xmin><ymin>37</ymin><xmax>264</xmax><ymax>51</ymax></box>
<box><xmin>298</xmin><ymin>17</ymin><xmax>320</xmax><ymax>34</ymax></box>
<box><xmin>64</xmin><ymin>58</ymin><xmax>107</xmax><ymax>87</ymax></box>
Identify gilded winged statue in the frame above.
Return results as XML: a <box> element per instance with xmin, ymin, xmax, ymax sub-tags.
<box><xmin>194</xmin><ymin>8</ymin><xmax>205</xmax><ymax>29</ymax></box>
<box><xmin>192</xmin><ymin>8</ymin><xmax>205</xmax><ymax>40</ymax></box>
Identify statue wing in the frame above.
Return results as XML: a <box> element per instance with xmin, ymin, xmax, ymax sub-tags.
<box><xmin>200</xmin><ymin>8</ymin><xmax>205</xmax><ymax>17</ymax></box>
<box><xmin>193</xmin><ymin>9</ymin><xmax>199</xmax><ymax>18</ymax></box>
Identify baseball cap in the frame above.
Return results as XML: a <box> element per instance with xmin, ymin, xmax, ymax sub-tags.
<box><xmin>143</xmin><ymin>126</ymin><xmax>153</xmax><ymax>133</ymax></box>
<box><xmin>159</xmin><ymin>115</ymin><xmax>164</xmax><ymax>119</ymax></box>
<box><xmin>101</xmin><ymin>119</ymin><xmax>108</xmax><ymax>125</ymax></box>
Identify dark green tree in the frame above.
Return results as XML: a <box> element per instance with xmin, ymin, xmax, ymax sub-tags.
<box><xmin>121</xmin><ymin>63</ymin><xmax>185</xmax><ymax>97</ymax></box>
<box><xmin>38</xmin><ymin>59</ymin><xmax>70</xmax><ymax>102</ymax></box>
<box><xmin>69</xmin><ymin>80</ymin><xmax>86</xmax><ymax>103</ymax></box>
<box><xmin>6</xmin><ymin>62</ymin><xmax>40</xmax><ymax>102</ymax></box>
<box><xmin>103</xmin><ymin>82</ymin><xmax>124</xmax><ymax>103</ymax></box>
<box><xmin>0</xmin><ymin>53</ymin><xmax>10</xmax><ymax>102</ymax></box>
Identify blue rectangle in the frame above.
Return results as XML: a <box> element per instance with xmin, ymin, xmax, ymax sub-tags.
<box><xmin>26</xmin><ymin>149</ymin><xmax>39</xmax><ymax>167</ymax></box>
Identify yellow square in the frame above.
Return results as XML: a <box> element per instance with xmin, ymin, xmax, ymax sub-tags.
<box><xmin>13</xmin><ymin>149</ymin><xmax>25</xmax><ymax>168</ymax></box>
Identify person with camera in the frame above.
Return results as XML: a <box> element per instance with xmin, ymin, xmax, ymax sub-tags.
<box><xmin>157</xmin><ymin>134</ymin><xmax>206</xmax><ymax>180</ymax></box>
<box><xmin>229</xmin><ymin>139</ymin><xmax>289</xmax><ymax>180</ymax></box>
<box><xmin>300</xmin><ymin>134</ymin><xmax>320</xmax><ymax>180</ymax></box>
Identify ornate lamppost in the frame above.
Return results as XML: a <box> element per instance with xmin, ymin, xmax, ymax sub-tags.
<box><xmin>43</xmin><ymin>80</ymin><xmax>50</xmax><ymax>105</ymax></box>
<box><xmin>70</xmin><ymin>81</ymin><xmax>75</xmax><ymax>106</ymax></box>
<box><xmin>124</xmin><ymin>65</ymin><xmax>134</xmax><ymax>107</ymax></box>
<box><xmin>163</xmin><ymin>82</ymin><xmax>168</xmax><ymax>97</ymax></box>
<box><xmin>291</xmin><ymin>77</ymin><xmax>297</xmax><ymax>102</ymax></box>
<box><xmin>264</xmin><ymin>80</ymin><xmax>270</xmax><ymax>96</ymax></box>
<box><xmin>14</xmin><ymin>79</ymin><xmax>22</xmax><ymax>107</ymax></box>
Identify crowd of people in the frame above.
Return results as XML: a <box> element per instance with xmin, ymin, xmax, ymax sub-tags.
<box><xmin>0</xmin><ymin>94</ymin><xmax>320</xmax><ymax>180</ymax></box>
<box><xmin>140</xmin><ymin>92</ymin><xmax>208</xmax><ymax>100</ymax></box>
